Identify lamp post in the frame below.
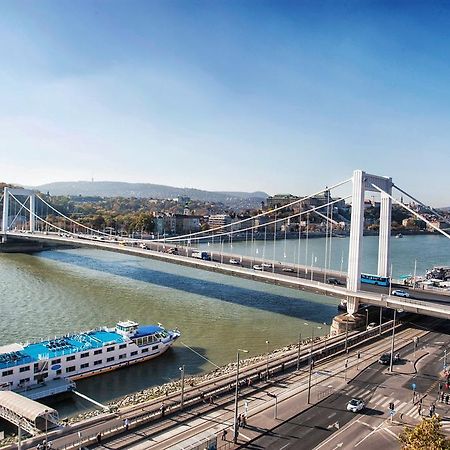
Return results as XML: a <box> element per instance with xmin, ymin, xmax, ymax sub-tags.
<box><xmin>389</xmin><ymin>264</ymin><xmax>393</xmax><ymax>297</ymax></box>
<box><xmin>179</xmin><ymin>365</ymin><xmax>185</xmax><ymax>410</ymax></box>
<box><xmin>17</xmin><ymin>419</ymin><xmax>23</xmax><ymax>450</ymax></box>
<box><xmin>297</xmin><ymin>332</ymin><xmax>302</xmax><ymax>371</ymax></box>
<box><xmin>307</xmin><ymin>353</ymin><xmax>313</xmax><ymax>404</ymax></box>
<box><xmin>344</xmin><ymin>311</ymin><xmax>349</xmax><ymax>353</ymax></box>
<box><xmin>265</xmin><ymin>340</ymin><xmax>270</xmax><ymax>380</ymax></box>
<box><xmin>45</xmin><ymin>409</ymin><xmax>48</xmax><ymax>449</ymax></box>
<box><xmin>379</xmin><ymin>306</ymin><xmax>383</xmax><ymax>336</ymax></box>
<box><xmin>233</xmin><ymin>349</ymin><xmax>248</xmax><ymax>443</ymax></box>
<box><xmin>365</xmin><ymin>308</ymin><xmax>369</xmax><ymax>330</ymax></box>
<box><xmin>389</xmin><ymin>309</ymin><xmax>397</xmax><ymax>373</ymax></box>
<box><xmin>323</xmin><ymin>322</ymin><xmax>329</xmax><ymax>351</ymax></box>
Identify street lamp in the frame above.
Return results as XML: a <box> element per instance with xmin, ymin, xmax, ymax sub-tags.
<box><xmin>179</xmin><ymin>365</ymin><xmax>185</xmax><ymax>410</ymax></box>
<box><xmin>44</xmin><ymin>409</ymin><xmax>48</xmax><ymax>449</ymax></box>
<box><xmin>265</xmin><ymin>340</ymin><xmax>270</xmax><ymax>380</ymax></box>
<box><xmin>233</xmin><ymin>349</ymin><xmax>248</xmax><ymax>444</ymax></box>
<box><xmin>389</xmin><ymin>309</ymin><xmax>398</xmax><ymax>373</ymax></box>
<box><xmin>365</xmin><ymin>308</ymin><xmax>369</xmax><ymax>330</ymax></box>
<box><xmin>296</xmin><ymin>332</ymin><xmax>302</xmax><ymax>371</ymax></box>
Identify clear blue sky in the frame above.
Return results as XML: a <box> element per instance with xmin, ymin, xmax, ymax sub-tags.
<box><xmin>1</xmin><ymin>1</ymin><xmax>449</xmax><ymax>205</ymax></box>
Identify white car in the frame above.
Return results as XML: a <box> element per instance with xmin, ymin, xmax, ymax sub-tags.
<box><xmin>261</xmin><ymin>263</ymin><xmax>273</xmax><ymax>269</ymax></box>
<box><xmin>392</xmin><ymin>289</ymin><xmax>410</xmax><ymax>298</ymax></box>
<box><xmin>346</xmin><ymin>398</ymin><xmax>365</xmax><ymax>412</ymax></box>
<box><xmin>253</xmin><ymin>265</ymin><xmax>263</xmax><ymax>271</ymax></box>
<box><xmin>282</xmin><ymin>267</ymin><xmax>295</xmax><ymax>272</ymax></box>
<box><xmin>229</xmin><ymin>259</ymin><xmax>240</xmax><ymax>265</ymax></box>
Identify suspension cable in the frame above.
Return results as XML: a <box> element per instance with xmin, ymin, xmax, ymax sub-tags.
<box><xmin>157</xmin><ymin>178</ymin><xmax>351</xmax><ymax>243</ymax></box>
<box><xmin>165</xmin><ymin>196</ymin><xmax>351</xmax><ymax>244</ymax></box>
<box><xmin>393</xmin><ymin>184</ymin><xmax>450</xmax><ymax>227</ymax></box>
<box><xmin>371</xmin><ymin>184</ymin><xmax>450</xmax><ymax>240</ymax></box>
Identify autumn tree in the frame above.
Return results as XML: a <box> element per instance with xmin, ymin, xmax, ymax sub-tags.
<box><xmin>399</xmin><ymin>416</ymin><xmax>450</xmax><ymax>450</ymax></box>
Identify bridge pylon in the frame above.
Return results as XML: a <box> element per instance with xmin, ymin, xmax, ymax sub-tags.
<box><xmin>347</xmin><ymin>170</ymin><xmax>393</xmax><ymax>315</ymax></box>
<box><xmin>2</xmin><ymin>187</ymin><xmax>37</xmax><ymax>240</ymax></box>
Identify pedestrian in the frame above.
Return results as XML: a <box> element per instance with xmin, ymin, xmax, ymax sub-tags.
<box><xmin>441</xmin><ymin>392</ymin><xmax>445</xmax><ymax>402</ymax></box>
<box><xmin>96</xmin><ymin>432</ymin><xmax>102</xmax><ymax>444</ymax></box>
<box><xmin>124</xmin><ymin>418</ymin><xmax>129</xmax><ymax>431</ymax></box>
<box><xmin>446</xmin><ymin>394</ymin><xmax>450</xmax><ymax>405</ymax></box>
<box><xmin>209</xmin><ymin>395</ymin><xmax>213</xmax><ymax>405</ymax></box>
<box><xmin>418</xmin><ymin>404</ymin><xmax>422</xmax><ymax>416</ymax></box>
<box><xmin>429</xmin><ymin>405</ymin><xmax>433</xmax><ymax>417</ymax></box>
<box><xmin>160</xmin><ymin>403</ymin><xmax>165</xmax><ymax>417</ymax></box>
<box><xmin>221</xmin><ymin>428</ymin><xmax>228</xmax><ymax>441</ymax></box>
<box><xmin>238</xmin><ymin>413</ymin><xmax>242</xmax><ymax>428</ymax></box>
<box><xmin>242</xmin><ymin>415</ymin><xmax>247</xmax><ymax>428</ymax></box>
<box><xmin>432</xmin><ymin>403</ymin><xmax>436</xmax><ymax>415</ymax></box>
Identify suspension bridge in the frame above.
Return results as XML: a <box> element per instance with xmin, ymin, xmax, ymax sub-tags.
<box><xmin>1</xmin><ymin>169</ymin><xmax>450</xmax><ymax>321</ymax></box>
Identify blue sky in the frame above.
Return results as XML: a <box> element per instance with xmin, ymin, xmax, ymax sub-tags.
<box><xmin>1</xmin><ymin>1</ymin><xmax>449</xmax><ymax>205</ymax></box>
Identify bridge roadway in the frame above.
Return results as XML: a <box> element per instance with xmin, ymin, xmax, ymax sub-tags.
<box><xmin>5</xmin><ymin>230</ymin><xmax>450</xmax><ymax>319</ymax></box>
<box><xmin>3</xmin><ymin>317</ymin><xmax>434</xmax><ymax>450</ymax></box>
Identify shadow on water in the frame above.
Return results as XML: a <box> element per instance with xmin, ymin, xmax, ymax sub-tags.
<box><xmin>37</xmin><ymin>250</ymin><xmax>338</xmax><ymax>322</ymax></box>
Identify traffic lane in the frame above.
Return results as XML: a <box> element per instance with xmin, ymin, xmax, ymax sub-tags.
<box><xmin>243</xmin><ymin>359</ymin><xmax>389</xmax><ymax>449</ymax></box>
<box><xmin>313</xmin><ymin>414</ymin><xmax>400</xmax><ymax>450</ymax></box>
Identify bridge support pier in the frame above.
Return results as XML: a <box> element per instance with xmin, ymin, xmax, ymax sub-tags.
<box><xmin>331</xmin><ymin>312</ymin><xmax>365</xmax><ymax>337</ymax></box>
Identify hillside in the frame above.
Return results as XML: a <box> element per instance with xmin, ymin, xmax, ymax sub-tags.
<box><xmin>31</xmin><ymin>181</ymin><xmax>268</xmax><ymax>204</ymax></box>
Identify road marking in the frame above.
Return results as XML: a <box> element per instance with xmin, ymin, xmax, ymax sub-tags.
<box><xmin>354</xmin><ymin>420</ymin><xmax>385</xmax><ymax>447</ymax></box>
<box><xmin>280</xmin><ymin>444</ymin><xmax>290</xmax><ymax>450</ymax></box>
<box><xmin>328</xmin><ymin>412</ymin><xmax>337</xmax><ymax>419</ymax></box>
<box><xmin>312</xmin><ymin>418</ymin><xmax>359</xmax><ymax>449</ymax></box>
<box><xmin>382</xmin><ymin>427</ymin><xmax>399</xmax><ymax>439</ymax></box>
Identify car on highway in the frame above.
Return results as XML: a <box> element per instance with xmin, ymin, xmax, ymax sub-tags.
<box><xmin>282</xmin><ymin>267</ymin><xmax>295</xmax><ymax>272</ymax></box>
<box><xmin>229</xmin><ymin>258</ymin><xmax>240</xmax><ymax>265</ymax></box>
<box><xmin>366</xmin><ymin>322</ymin><xmax>377</xmax><ymax>330</ymax></box>
<box><xmin>392</xmin><ymin>289</ymin><xmax>410</xmax><ymax>298</ymax></box>
<box><xmin>327</xmin><ymin>278</ymin><xmax>345</xmax><ymax>286</ymax></box>
<box><xmin>261</xmin><ymin>263</ymin><xmax>273</xmax><ymax>269</ymax></box>
<box><xmin>253</xmin><ymin>265</ymin><xmax>263</xmax><ymax>271</ymax></box>
<box><xmin>378</xmin><ymin>353</ymin><xmax>400</xmax><ymax>365</ymax></box>
<box><xmin>346</xmin><ymin>398</ymin><xmax>365</xmax><ymax>412</ymax></box>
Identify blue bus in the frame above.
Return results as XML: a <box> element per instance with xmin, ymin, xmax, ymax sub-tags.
<box><xmin>361</xmin><ymin>273</ymin><xmax>390</xmax><ymax>287</ymax></box>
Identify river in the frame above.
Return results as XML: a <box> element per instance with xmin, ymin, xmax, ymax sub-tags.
<box><xmin>0</xmin><ymin>234</ymin><xmax>448</xmax><ymax>420</ymax></box>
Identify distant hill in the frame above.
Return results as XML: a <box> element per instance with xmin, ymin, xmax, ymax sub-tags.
<box><xmin>31</xmin><ymin>181</ymin><xmax>268</xmax><ymax>204</ymax></box>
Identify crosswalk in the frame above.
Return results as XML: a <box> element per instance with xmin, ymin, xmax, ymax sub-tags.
<box><xmin>341</xmin><ymin>384</ymin><xmax>450</xmax><ymax>427</ymax></box>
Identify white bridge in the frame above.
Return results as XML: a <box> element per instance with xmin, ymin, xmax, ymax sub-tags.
<box><xmin>2</xmin><ymin>170</ymin><xmax>450</xmax><ymax>319</ymax></box>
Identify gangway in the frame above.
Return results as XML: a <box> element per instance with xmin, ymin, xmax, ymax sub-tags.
<box><xmin>0</xmin><ymin>391</ymin><xmax>59</xmax><ymax>435</ymax></box>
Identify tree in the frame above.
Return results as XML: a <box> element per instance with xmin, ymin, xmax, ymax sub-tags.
<box><xmin>399</xmin><ymin>416</ymin><xmax>450</xmax><ymax>450</ymax></box>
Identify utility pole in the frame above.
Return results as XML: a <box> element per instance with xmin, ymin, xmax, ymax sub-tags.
<box><xmin>297</xmin><ymin>333</ymin><xmax>302</xmax><ymax>371</ymax></box>
<box><xmin>307</xmin><ymin>357</ymin><xmax>313</xmax><ymax>404</ymax></box>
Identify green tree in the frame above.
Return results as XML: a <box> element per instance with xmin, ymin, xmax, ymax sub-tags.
<box><xmin>399</xmin><ymin>416</ymin><xmax>450</xmax><ymax>450</ymax></box>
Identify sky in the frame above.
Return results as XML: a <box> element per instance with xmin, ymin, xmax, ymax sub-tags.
<box><xmin>0</xmin><ymin>0</ymin><xmax>449</xmax><ymax>205</ymax></box>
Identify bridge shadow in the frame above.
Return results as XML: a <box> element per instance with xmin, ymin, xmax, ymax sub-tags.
<box><xmin>37</xmin><ymin>250</ymin><xmax>338</xmax><ymax>322</ymax></box>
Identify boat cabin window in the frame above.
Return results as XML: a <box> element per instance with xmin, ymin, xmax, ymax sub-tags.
<box><xmin>19</xmin><ymin>366</ymin><xmax>30</xmax><ymax>372</ymax></box>
<box><xmin>2</xmin><ymin>369</ymin><xmax>13</xmax><ymax>377</ymax></box>
<box><xmin>80</xmin><ymin>352</ymin><xmax>89</xmax><ymax>358</ymax></box>
<box><xmin>66</xmin><ymin>355</ymin><xmax>75</xmax><ymax>361</ymax></box>
<box><xmin>51</xmin><ymin>359</ymin><xmax>61</xmax><ymax>364</ymax></box>
<box><xmin>94</xmin><ymin>349</ymin><xmax>102</xmax><ymax>355</ymax></box>
<box><xmin>107</xmin><ymin>346</ymin><xmax>115</xmax><ymax>352</ymax></box>
<box><xmin>119</xmin><ymin>344</ymin><xmax>127</xmax><ymax>349</ymax></box>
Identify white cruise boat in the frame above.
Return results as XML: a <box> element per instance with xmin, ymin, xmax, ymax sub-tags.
<box><xmin>0</xmin><ymin>320</ymin><xmax>180</xmax><ymax>397</ymax></box>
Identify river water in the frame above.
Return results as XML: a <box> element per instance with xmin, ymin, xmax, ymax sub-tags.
<box><xmin>0</xmin><ymin>234</ymin><xmax>448</xmax><ymax>419</ymax></box>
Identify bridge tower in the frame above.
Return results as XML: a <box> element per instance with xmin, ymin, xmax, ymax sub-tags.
<box><xmin>346</xmin><ymin>170</ymin><xmax>393</xmax><ymax>314</ymax></box>
<box><xmin>2</xmin><ymin>187</ymin><xmax>37</xmax><ymax>239</ymax></box>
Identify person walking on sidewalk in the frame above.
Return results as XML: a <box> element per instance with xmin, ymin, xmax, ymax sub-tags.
<box><xmin>124</xmin><ymin>418</ymin><xmax>129</xmax><ymax>431</ymax></box>
<box><xmin>221</xmin><ymin>428</ymin><xmax>228</xmax><ymax>441</ymax></box>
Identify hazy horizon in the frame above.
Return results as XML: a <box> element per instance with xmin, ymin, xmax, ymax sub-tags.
<box><xmin>1</xmin><ymin>1</ymin><xmax>449</xmax><ymax>205</ymax></box>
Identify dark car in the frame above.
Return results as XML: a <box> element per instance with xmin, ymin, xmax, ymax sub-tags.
<box><xmin>378</xmin><ymin>353</ymin><xmax>400</xmax><ymax>365</ymax></box>
<box><xmin>327</xmin><ymin>278</ymin><xmax>345</xmax><ymax>286</ymax></box>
